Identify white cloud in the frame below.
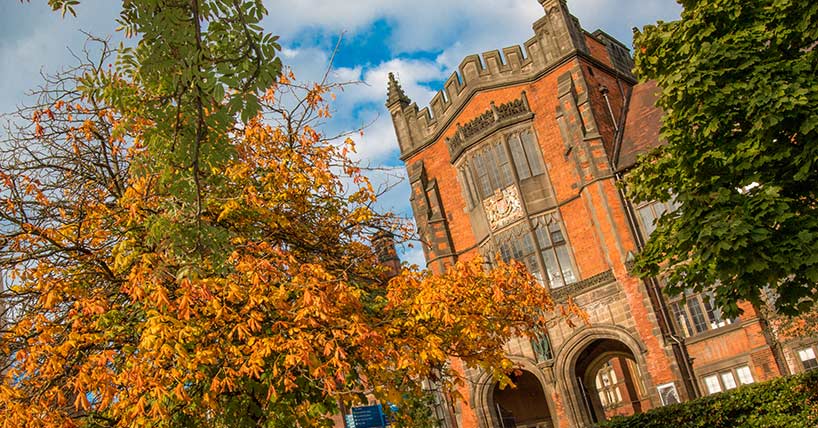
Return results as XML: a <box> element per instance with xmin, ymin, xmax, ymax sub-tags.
<box><xmin>1</xmin><ymin>0</ymin><xmax>681</xmax><ymax>265</ymax></box>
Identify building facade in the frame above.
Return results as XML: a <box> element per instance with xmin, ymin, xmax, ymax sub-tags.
<box><xmin>386</xmin><ymin>1</ymin><xmax>809</xmax><ymax>427</ymax></box>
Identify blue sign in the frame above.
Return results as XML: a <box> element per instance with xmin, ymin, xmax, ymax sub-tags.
<box><xmin>351</xmin><ymin>405</ymin><xmax>386</xmax><ymax>428</ymax></box>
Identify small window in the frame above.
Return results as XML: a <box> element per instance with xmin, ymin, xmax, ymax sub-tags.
<box><xmin>635</xmin><ymin>199</ymin><xmax>676</xmax><ymax>238</ymax></box>
<box><xmin>736</xmin><ymin>366</ymin><xmax>755</xmax><ymax>385</ymax></box>
<box><xmin>720</xmin><ymin>372</ymin><xmax>737</xmax><ymax>390</ymax></box>
<box><xmin>595</xmin><ymin>362</ymin><xmax>623</xmax><ymax>408</ymax></box>
<box><xmin>657</xmin><ymin>383</ymin><xmax>680</xmax><ymax>406</ymax></box>
<box><xmin>703</xmin><ymin>365</ymin><xmax>753</xmax><ymax>395</ymax></box>
<box><xmin>704</xmin><ymin>375</ymin><xmax>722</xmax><ymax>394</ymax></box>
<box><xmin>798</xmin><ymin>347</ymin><xmax>818</xmax><ymax>371</ymax></box>
<box><xmin>669</xmin><ymin>291</ymin><xmax>739</xmax><ymax>338</ymax></box>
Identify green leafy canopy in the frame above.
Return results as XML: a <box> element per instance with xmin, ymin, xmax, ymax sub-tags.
<box><xmin>628</xmin><ymin>0</ymin><xmax>818</xmax><ymax>317</ymax></box>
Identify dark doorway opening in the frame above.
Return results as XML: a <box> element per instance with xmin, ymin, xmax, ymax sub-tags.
<box><xmin>492</xmin><ymin>370</ymin><xmax>554</xmax><ymax>428</ymax></box>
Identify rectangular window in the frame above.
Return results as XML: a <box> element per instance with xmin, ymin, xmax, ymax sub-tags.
<box><xmin>657</xmin><ymin>383</ymin><xmax>680</xmax><ymax>406</ymax></box>
<box><xmin>687</xmin><ymin>295</ymin><xmax>709</xmax><ymax>334</ymax></box>
<box><xmin>671</xmin><ymin>301</ymin><xmax>694</xmax><ymax>337</ymax></box>
<box><xmin>498</xmin><ymin>231</ymin><xmax>541</xmax><ymax>284</ymax></box>
<box><xmin>703</xmin><ymin>365</ymin><xmax>753</xmax><ymax>395</ymax></box>
<box><xmin>470</xmin><ymin>143</ymin><xmax>514</xmax><ymax>200</ymax></box>
<box><xmin>509</xmin><ymin>133</ymin><xmax>530</xmax><ymax>180</ymax></box>
<box><xmin>534</xmin><ymin>218</ymin><xmax>576</xmax><ymax>290</ymax></box>
<box><xmin>720</xmin><ymin>372</ymin><xmax>737</xmax><ymax>390</ymax></box>
<box><xmin>704</xmin><ymin>375</ymin><xmax>721</xmax><ymax>394</ymax></box>
<box><xmin>670</xmin><ymin>291</ymin><xmax>738</xmax><ymax>338</ymax></box>
<box><xmin>799</xmin><ymin>347</ymin><xmax>818</xmax><ymax>371</ymax></box>
<box><xmin>494</xmin><ymin>143</ymin><xmax>513</xmax><ymax>188</ymax></box>
<box><xmin>736</xmin><ymin>366</ymin><xmax>754</xmax><ymax>385</ymax></box>
<box><xmin>521</xmin><ymin>130</ymin><xmax>546</xmax><ymax>177</ymax></box>
<box><xmin>636</xmin><ymin>200</ymin><xmax>672</xmax><ymax>238</ymax></box>
<box><xmin>508</xmin><ymin>130</ymin><xmax>546</xmax><ymax>181</ymax></box>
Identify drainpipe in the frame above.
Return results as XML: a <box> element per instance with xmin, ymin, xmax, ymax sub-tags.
<box><xmin>600</xmin><ymin>80</ymin><xmax>701</xmax><ymax>400</ymax></box>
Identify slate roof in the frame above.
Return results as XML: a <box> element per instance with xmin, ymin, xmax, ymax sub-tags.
<box><xmin>617</xmin><ymin>80</ymin><xmax>664</xmax><ymax>171</ymax></box>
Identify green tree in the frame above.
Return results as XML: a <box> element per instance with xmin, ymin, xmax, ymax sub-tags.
<box><xmin>628</xmin><ymin>0</ymin><xmax>818</xmax><ymax>317</ymax></box>
<box><xmin>0</xmin><ymin>2</ymin><xmax>576</xmax><ymax>427</ymax></box>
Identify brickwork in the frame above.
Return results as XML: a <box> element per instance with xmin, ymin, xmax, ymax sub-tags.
<box><xmin>383</xmin><ymin>1</ymin><xmax>788</xmax><ymax>427</ymax></box>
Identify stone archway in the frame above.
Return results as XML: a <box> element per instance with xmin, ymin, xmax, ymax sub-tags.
<box><xmin>472</xmin><ymin>359</ymin><xmax>558</xmax><ymax>428</ymax></box>
<box><xmin>554</xmin><ymin>326</ymin><xmax>655</xmax><ymax>427</ymax></box>
<box><xmin>492</xmin><ymin>370</ymin><xmax>554</xmax><ymax>428</ymax></box>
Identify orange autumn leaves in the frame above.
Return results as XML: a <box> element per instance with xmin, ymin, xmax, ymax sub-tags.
<box><xmin>0</xmin><ymin>46</ymin><xmax>579</xmax><ymax>428</ymax></box>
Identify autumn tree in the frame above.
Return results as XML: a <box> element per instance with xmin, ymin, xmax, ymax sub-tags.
<box><xmin>628</xmin><ymin>0</ymin><xmax>818</xmax><ymax>317</ymax></box>
<box><xmin>0</xmin><ymin>2</ymin><xmax>572</xmax><ymax>427</ymax></box>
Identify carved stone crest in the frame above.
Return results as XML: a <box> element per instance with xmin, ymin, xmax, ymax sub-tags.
<box><xmin>483</xmin><ymin>185</ymin><xmax>524</xmax><ymax>230</ymax></box>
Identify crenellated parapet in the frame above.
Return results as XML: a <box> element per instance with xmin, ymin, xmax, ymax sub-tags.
<box><xmin>389</xmin><ymin>0</ymin><xmax>605</xmax><ymax>160</ymax></box>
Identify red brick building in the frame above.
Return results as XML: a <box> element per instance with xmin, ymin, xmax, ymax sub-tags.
<box><xmin>384</xmin><ymin>1</ymin><xmax>812</xmax><ymax>427</ymax></box>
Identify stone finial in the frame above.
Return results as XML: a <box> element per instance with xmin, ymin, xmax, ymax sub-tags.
<box><xmin>386</xmin><ymin>72</ymin><xmax>411</xmax><ymax>108</ymax></box>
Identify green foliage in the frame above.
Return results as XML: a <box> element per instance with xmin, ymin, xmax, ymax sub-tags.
<box><xmin>600</xmin><ymin>370</ymin><xmax>818</xmax><ymax>428</ymax></box>
<box><xmin>628</xmin><ymin>0</ymin><xmax>818</xmax><ymax>316</ymax></box>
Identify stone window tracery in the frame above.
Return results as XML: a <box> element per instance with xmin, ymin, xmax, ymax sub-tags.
<box><xmin>533</xmin><ymin>214</ymin><xmax>577</xmax><ymax>289</ymax></box>
<box><xmin>494</xmin><ymin>223</ymin><xmax>543</xmax><ymax>285</ymax></box>
<box><xmin>457</xmin><ymin>127</ymin><xmax>548</xmax><ymax>210</ymax></box>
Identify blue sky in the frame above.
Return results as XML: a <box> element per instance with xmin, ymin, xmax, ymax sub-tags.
<box><xmin>0</xmin><ymin>0</ymin><xmax>681</xmax><ymax>266</ymax></box>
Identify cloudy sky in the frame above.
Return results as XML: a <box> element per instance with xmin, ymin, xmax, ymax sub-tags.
<box><xmin>0</xmin><ymin>0</ymin><xmax>681</xmax><ymax>265</ymax></box>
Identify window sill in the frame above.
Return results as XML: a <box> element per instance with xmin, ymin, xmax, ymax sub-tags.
<box><xmin>682</xmin><ymin>317</ymin><xmax>756</xmax><ymax>345</ymax></box>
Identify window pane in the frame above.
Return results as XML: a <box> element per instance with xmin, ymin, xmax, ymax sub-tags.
<box><xmin>550</xmin><ymin>223</ymin><xmax>565</xmax><ymax>244</ymax></box>
<box><xmin>736</xmin><ymin>366</ymin><xmax>754</xmax><ymax>385</ymax></box>
<box><xmin>638</xmin><ymin>205</ymin><xmax>658</xmax><ymax>236</ymax></box>
<box><xmin>509</xmin><ymin>133</ymin><xmax>530</xmax><ymax>180</ymax></box>
<box><xmin>500</xmin><ymin>243</ymin><xmax>511</xmax><ymax>263</ymax></box>
<box><xmin>555</xmin><ymin>245</ymin><xmax>576</xmax><ymax>284</ymax></box>
<box><xmin>702</xmin><ymin>296</ymin><xmax>726</xmax><ymax>329</ymax></box>
<box><xmin>704</xmin><ymin>375</ymin><xmax>722</xmax><ymax>394</ymax></box>
<box><xmin>486</xmin><ymin>149</ymin><xmax>502</xmax><ymax>192</ymax></box>
<box><xmin>523</xmin><ymin>233</ymin><xmax>536</xmax><ymax>256</ymax></box>
<box><xmin>687</xmin><ymin>296</ymin><xmax>709</xmax><ymax>334</ymax></box>
<box><xmin>721</xmin><ymin>372</ymin><xmax>737</xmax><ymax>390</ymax></box>
<box><xmin>495</xmin><ymin>144</ymin><xmax>514</xmax><ymax>188</ymax></box>
<box><xmin>542</xmin><ymin>250</ymin><xmax>564</xmax><ymax>289</ymax></box>
<box><xmin>671</xmin><ymin>302</ymin><xmax>694</xmax><ymax>338</ymax></box>
<box><xmin>799</xmin><ymin>348</ymin><xmax>818</xmax><ymax>371</ymax></box>
<box><xmin>535</xmin><ymin>224</ymin><xmax>551</xmax><ymax>248</ymax></box>
<box><xmin>521</xmin><ymin>130</ymin><xmax>545</xmax><ymax>176</ymax></box>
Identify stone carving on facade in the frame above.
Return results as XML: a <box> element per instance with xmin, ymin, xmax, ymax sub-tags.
<box><xmin>483</xmin><ymin>185</ymin><xmax>524</xmax><ymax>231</ymax></box>
<box><xmin>446</xmin><ymin>91</ymin><xmax>533</xmax><ymax>162</ymax></box>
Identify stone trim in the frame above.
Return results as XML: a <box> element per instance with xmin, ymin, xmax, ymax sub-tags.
<box><xmin>397</xmin><ymin>51</ymin><xmax>637</xmax><ymax>162</ymax></box>
<box><xmin>551</xmin><ymin>269</ymin><xmax>616</xmax><ymax>301</ymax></box>
<box><xmin>446</xmin><ymin>92</ymin><xmax>533</xmax><ymax>162</ymax></box>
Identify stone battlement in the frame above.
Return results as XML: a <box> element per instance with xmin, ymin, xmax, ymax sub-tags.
<box><xmin>387</xmin><ymin>0</ymin><xmax>634</xmax><ymax>160</ymax></box>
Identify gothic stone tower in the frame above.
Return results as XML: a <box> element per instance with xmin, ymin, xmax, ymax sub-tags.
<box><xmin>388</xmin><ymin>1</ymin><xmax>785</xmax><ymax>427</ymax></box>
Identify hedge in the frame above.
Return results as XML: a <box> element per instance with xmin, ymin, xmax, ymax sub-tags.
<box><xmin>599</xmin><ymin>370</ymin><xmax>818</xmax><ymax>428</ymax></box>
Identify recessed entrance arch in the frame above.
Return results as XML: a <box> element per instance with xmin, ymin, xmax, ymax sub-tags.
<box><xmin>472</xmin><ymin>360</ymin><xmax>557</xmax><ymax>428</ymax></box>
<box><xmin>575</xmin><ymin>339</ymin><xmax>647</xmax><ymax>423</ymax></box>
<box><xmin>555</xmin><ymin>326</ymin><xmax>655</xmax><ymax>427</ymax></box>
<box><xmin>492</xmin><ymin>370</ymin><xmax>554</xmax><ymax>428</ymax></box>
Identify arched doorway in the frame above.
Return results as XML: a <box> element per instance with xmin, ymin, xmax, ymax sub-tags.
<box><xmin>574</xmin><ymin>339</ymin><xmax>648</xmax><ymax>423</ymax></box>
<box><xmin>492</xmin><ymin>370</ymin><xmax>554</xmax><ymax>428</ymax></box>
